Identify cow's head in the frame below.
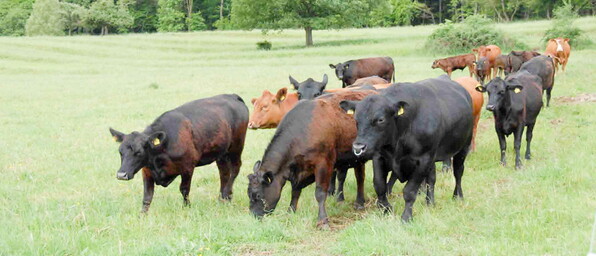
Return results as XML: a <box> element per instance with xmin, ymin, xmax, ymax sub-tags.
<box><xmin>247</xmin><ymin>161</ymin><xmax>283</xmax><ymax>218</ymax></box>
<box><xmin>474</xmin><ymin>57</ymin><xmax>489</xmax><ymax>83</ymax></box>
<box><xmin>475</xmin><ymin>77</ymin><xmax>523</xmax><ymax>112</ymax></box>
<box><xmin>329</xmin><ymin>63</ymin><xmax>349</xmax><ymax>80</ymax></box>
<box><xmin>340</xmin><ymin>95</ymin><xmax>403</xmax><ymax>160</ymax></box>
<box><xmin>431</xmin><ymin>59</ymin><xmax>442</xmax><ymax>69</ymax></box>
<box><xmin>109</xmin><ymin>128</ymin><xmax>166</xmax><ymax>181</ymax></box>
<box><xmin>249</xmin><ymin>88</ymin><xmax>291</xmax><ymax>129</ymax></box>
<box><xmin>289</xmin><ymin>74</ymin><xmax>328</xmax><ymax>100</ymax></box>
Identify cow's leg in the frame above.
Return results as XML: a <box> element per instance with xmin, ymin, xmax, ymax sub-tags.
<box><xmin>447</xmin><ymin>68</ymin><xmax>452</xmax><ymax>77</ymax></box>
<box><xmin>468</xmin><ymin>65</ymin><xmax>474</xmax><ymax>77</ymax></box>
<box><xmin>327</xmin><ymin>171</ymin><xmax>336</xmax><ymax>196</ymax></box>
<box><xmin>289</xmin><ymin>186</ymin><xmax>302</xmax><ymax>213</ymax></box>
<box><xmin>373</xmin><ymin>155</ymin><xmax>392</xmax><ymax>213</ymax></box>
<box><xmin>513</xmin><ymin>126</ymin><xmax>525</xmax><ymax>170</ymax></box>
<box><xmin>497</xmin><ymin>129</ymin><xmax>507</xmax><ymax>166</ymax></box>
<box><xmin>216</xmin><ymin>153</ymin><xmax>241</xmax><ymax>200</ymax></box>
<box><xmin>546</xmin><ymin>88</ymin><xmax>552</xmax><ymax>107</ymax></box>
<box><xmin>452</xmin><ymin>147</ymin><xmax>469</xmax><ymax>199</ymax></box>
<box><xmin>471</xmin><ymin>114</ymin><xmax>480</xmax><ymax>152</ymax></box>
<box><xmin>314</xmin><ymin>162</ymin><xmax>333</xmax><ymax>229</ymax></box>
<box><xmin>336</xmin><ymin>167</ymin><xmax>348</xmax><ymax>202</ymax></box>
<box><xmin>442</xmin><ymin>159</ymin><xmax>452</xmax><ymax>172</ymax></box>
<box><xmin>386</xmin><ymin>171</ymin><xmax>398</xmax><ymax>195</ymax></box>
<box><xmin>401</xmin><ymin>158</ymin><xmax>428</xmax><ymax>222</ymax></box>
<box><xmin>562</xmin><ymin>58</ymin><xmax>567</xmax><ymax>72</ymax></box>
<box><xmin>525</xmin><ymin>123</ymin><xmax>535</xmax><ymax>160</ymax></box>
<box><xmin>425</xmin><ymin>164</ymin><xmax>436</xmax><ymax>206</ymax></box>
<box><xmin>179</xmin><ymin>168</ymin><xmax>194</xmax><ymax>206</ymax></box>
<box><xmin>141</xmin><ymin>168</ymin><xmax>155</xmax><ymax>213</ymax></box>
<box><xmin>353</xmin><ymin>164</ymin><xmax>365</xmax><ymax>210</ymax></box>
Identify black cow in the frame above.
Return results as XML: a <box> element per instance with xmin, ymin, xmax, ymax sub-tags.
<box><xmin>109</xmin><ymin>94</ymin><xmax>248</xmax><ymax>212</ymax></box>
<box><xmin>289</xmin><ymin>74</ymin><xmax>328</xmax><ymax>100</ymax></box>
<box><xmin>519</xmin><ymin>55</ymin><xmax>555</xmax><ymax>107</ymax></box>
<box><xmin>340</xmin><ymin>75</ymin><xmax>474</xmax><ymax>222</ymax></box>
<box><xmin>329</xmin><ymin>57</ymin><xmax>395</xmax><ymax>88</ymax></box>
<box><xmin>476</xmin><ymin>71</ymin><xmax>543</xmax><ymax>169</ymax></box>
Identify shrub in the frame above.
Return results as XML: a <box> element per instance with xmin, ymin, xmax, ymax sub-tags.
<box><xmin>157</xmin><ymin>0</ymin><xmax>185</xmax><ymax>32</ymax></box>
<box><xmin>425</xmin><ymin>15</ymin><xmax>521</xmax><ymax>54</ymax></box>
<box><xmin>543</xmin><ymin>2</ymin><xmax>591</xmax><ymax>49</ymax></box>
<box><xmin>25</xmin><ymin>0</ymin><xmax>65</xmax><ymax>36</ymax></box>
<box><xmin>187</xmin><ymin>12</ymin><xmax>207</xmax><ymax>31</ymax></box>
<box><xmin>0</xmin><ymin>6</ymin><xmax>31</xmax><ymax>36</ymax></box>
<box><xmin>256</xmin><ymin>40</ymin><xmax>272</xmax><ymax>50</ymax></box>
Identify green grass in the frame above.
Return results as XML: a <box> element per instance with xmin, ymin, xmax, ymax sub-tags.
<box><xmin>0</xmin><ymin>17</ymin><xmax>595</xmax><ymax>255</ymax></box>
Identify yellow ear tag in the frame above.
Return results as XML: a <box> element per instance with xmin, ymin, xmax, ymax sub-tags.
<box><xmin>113</xmin><ymin>136</ymin><xmax>118</xmax><ymax>142</ymax></box>
<box><xmin>153</xmin><ymin>138</ymin><xmax>161</xmax><ymax>146</ymax></box>
<box><xmin>346</xmin><ymin>109</ymin><xmax>354</xmax><ymax>115</ymax></box>
<box><xmin>514</xmin><ymin>88</ymin><xmax>521</xmax><ymax>94</ymax></box>
<box><xmin>279</xmin><ymin>95</ymin><xmax>285</xmax><ymax>101</ymax></box>
<box><xmin>397</xmin><ymin>107</ymin><xmax>404</xmax><ymax>116</ymax></box>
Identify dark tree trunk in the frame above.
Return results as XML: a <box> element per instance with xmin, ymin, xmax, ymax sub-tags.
<box><xmin>305</xmin><ymin>26</ymin><xmax>313</xmax><ymax>47</ymax></box>
<box><xmin>220</xmin><ymin>0</ymin><xmax>224</xmax><ymax>19</ymax></box>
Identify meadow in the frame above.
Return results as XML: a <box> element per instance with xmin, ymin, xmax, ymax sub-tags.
<box><xmin>0</xmin><ymin>17</ymin><xmax>595</xmax><ymax>255</ymax></box>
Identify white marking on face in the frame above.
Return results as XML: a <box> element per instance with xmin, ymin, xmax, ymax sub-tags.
<box><xmin>555</xmin><ymin>39</ymin><xmax>563</xmax><ymax>52</ymax></box>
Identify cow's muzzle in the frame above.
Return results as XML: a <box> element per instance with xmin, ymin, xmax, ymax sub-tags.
<box><xmin>248</xmin><ymin>122</ymin><xmax>258</xmax><ymax>129</ymax></box>
<box><xmin>486</xmin><ymin>105</ymin><xmax>496</xmax><ymax>112</ymax></box>
<box><xmin>352</xmin><ymin>143</ymin><xmax>367</xmax><ymax>156</ymax></box>
<box><xmin>116</xmin><ymin>171</ymin><xmax>132</xmax><ymax>180</ymax></box>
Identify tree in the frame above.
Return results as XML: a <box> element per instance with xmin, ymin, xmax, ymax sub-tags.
<box><xmin>129</xmin><ymin>0</ymin><xmax>158</xmax><ymax>32</ymax></box>
<box><xmin>0</xmin><ymin>0</ymin><xmax>34</xmax><ymax>36</ymax></box>
<box><xmin>85</xmin><ymin>0</ymin><xmax>133</xmax><ymax>35</ymax></box>
<box><xmin>62</xmin><ymin>2</ymin><xmax>87</xmax><ymax>35</ymax></box>
<box><xmin>157</xmin><ymin>0</ymin><xmax>185</xmax><ymax>32</ymax></box>
<box><xmin>232</xmin><ymin>0</ymin><xmax>385</xmax><ymax>46</ymax></box>
<box><xmin>25</xmin><ymin>0</ymin><xmax>65</xmax><ymax>36</ymax></box>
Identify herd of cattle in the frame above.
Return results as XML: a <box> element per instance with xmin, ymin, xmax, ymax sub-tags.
<box><xmin>109</xmin><ymin>37</ymin><xmax>571</xmax><ymax>228</ymax></box>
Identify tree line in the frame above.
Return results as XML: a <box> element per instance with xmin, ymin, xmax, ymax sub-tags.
<box><xmin>0</xmin><ymin>0</ymin><xmax>593</xmax><ymax>43</ymax></box>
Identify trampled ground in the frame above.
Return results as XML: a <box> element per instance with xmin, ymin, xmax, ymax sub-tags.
<box><xmin>0</xmin><ymin>17</ymin><xmax>595</xmax><ymax>255</ymax></box>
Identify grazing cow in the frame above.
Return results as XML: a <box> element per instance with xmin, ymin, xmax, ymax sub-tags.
<box><xmin>544</xmin><ymin>38</ymin><xmax>571</xmax><ymax>72</ymax></box>
<box><xmin>329</xmin><ymin>57</ymin><xmax>395</xmax><ymax>87</ymax></box>
<box><xmin>247</xmin><ymin>90</ymin><xmax>377</xmax><ymax>228</ymax></box>
<box><xmin>473</xmin><ymin>45</ymin><xmax>502</xmax><ymax>79</ymax></box>
<box><xmin>506</xmin><ymin>51</ymin><xmax>540</xmax><ymax>75</ymax></box>
<box><xmin>474</xmin><ymin>57</ymin><xmax>491</xmax><ymax>84</ymax></box>
<box><xmin>340</xmin><ymin>75</ymin><xmax>473</xmax><ymax>222</ymax></box>
<box><xmin>289</xmin><ymin>74</ymin><xmax>328</xmax><ymax>100</ymax></box>
<box><xmin>109</xmin><ymin>94</ymin><xmax>248</xmax><ymax>213</ymax></box>
<box><xmin>519</xmin><ymin>56</ymin><xmax>556</xmax><ymax>107</ymax></box>
<box><xmin>476</xmin><ymin>71</ymin><xmax>543</xmax><ymax>169</ymax></box>
<box><xmin>249</xmin><ymin>88</ymin><xmax>299</xmax><ymax>129</ymax></box>
<box><xmin>348</xmin><ymin>76</ymin><xmax>389</xmax><ymax>87</ymax></box>
<box><xmin>431</xmin><ymin>53</ymin><xmax>476</xmax><ymax>77</ymax></box>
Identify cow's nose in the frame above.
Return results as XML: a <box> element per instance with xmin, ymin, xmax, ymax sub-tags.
<box><xmin>117</xmin><ymin>172</ymin><xmax>128</xmax><ymax>180</ymax></box>
<box><xmin>486</xmin><ymin>105</ymin><xmax>495</xmax><ymax>111</ymax></box>
<box><xmin>352</xmin><ymin>143</ymin><xmax>367</xmax><ymax>156</ymax></box>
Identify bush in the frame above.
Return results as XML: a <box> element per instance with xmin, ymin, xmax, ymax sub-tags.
<box><xmin>157</xmin><ymin>0</ymin><xmax>185</xmax><ymax>32</ymax></box>
<box><xmin>256</xmin><ymin>40</ymin><xmax>272</xmax><ymax>50</ymax></box>
<box><xmin>25</xmin><ymin>0</ymin><xmax>65</xmax><ymax>36</ymax></box>
<box><xmin>543</xmin><ymin>3</ymin><xmax>591</xmax><ymax>49</ymax></box>
<box><xmin>187</xmin><ymin>12</ymin><xmax>207</xmax><ymax>31</ymax></box>
<box><xmin>213</xmin><ymin>17</ymin><xmax>235</xmax><ymax>30</ymax></box>
<box><xmin>425</xmin><ymin>15</ymin><xmax>521</xmax><ymax>54</ymax></box>
<box><xmin>0</xmin><ymin>6</ymin><xmax>31</xmax><ymax>36</ymax></box>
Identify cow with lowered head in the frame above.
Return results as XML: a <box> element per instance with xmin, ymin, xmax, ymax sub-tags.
<box><xmin>329</xmin><ymin>57</ymin><xmax>395</xmax><ymax>88</ymax></box>
<box><xmin>519</xmin><ymin>55</ymin><xmax>555</xmax><ymax>107</ymax></box>
<box><xmin>476</xmin><ymin>71</ymin><xmax>543</xmax><ymax>169</ymax></box>
<box><xmin>340</xmin><ymin>75</ymin><xmax>473</xmax><ymax>222</ymax></box>
<box><xmin>110</xmin><ymin>94</ymin><xmax>248</xmax><ymax>212</ymax></box>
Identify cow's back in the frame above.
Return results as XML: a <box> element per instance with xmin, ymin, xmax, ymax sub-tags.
<box><xmin>520</xmin><ymin>56</ymin><xmax>555</xmax><ymax>90</ymax></box>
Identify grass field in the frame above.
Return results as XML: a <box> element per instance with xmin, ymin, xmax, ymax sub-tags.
<box><xmin>0</xmin><ymin>17</ymin><xmax>595</xmax><ymax>255</ymax></box>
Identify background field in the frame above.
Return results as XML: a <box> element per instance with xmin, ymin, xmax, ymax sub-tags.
<box><xmin>0</xmin><ymin>17</ymin><xmax>595</xmax><ymax>255</ymax></box>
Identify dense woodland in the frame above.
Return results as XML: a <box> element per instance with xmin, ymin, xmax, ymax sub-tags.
<box><xmin>0</xmin><ymin>0</ymin><xmax>593</xmax><ymax>40</ymax></box>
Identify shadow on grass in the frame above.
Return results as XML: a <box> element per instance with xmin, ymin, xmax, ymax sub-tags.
<box><xmin>274</xmin><ymin>38</ymin><xmax>387</xmax><ymax>50</ymax></box>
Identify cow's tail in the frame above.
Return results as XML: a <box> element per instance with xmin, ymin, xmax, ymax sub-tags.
<box><xmin>392</xmin><ymin>69</ymin><xmax>395</xmax><ymax>83</ymax></box>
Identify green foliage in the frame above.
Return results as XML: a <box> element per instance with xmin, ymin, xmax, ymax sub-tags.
<box><xmin>213</xmin><ymin>17</ymin><xmax>235</xmax><ymax>30</ymax></box>
<box><xmin>157</xmin><ymin>0</ymin><xmax>185</xmax><ymax>32</ymax></box>
<box><xmin>61</xmin><ymin>2</ymin><xmax>87</xmax><ymax>35</ymax></box>
<box><xmin>425</xmin><ymin>15</ymin><xmax>519</xmax><ymax>54</ymax></box>
<box><xmin>25</xmin><ymin>0</ymin><xmax>65</xmax><ymax>36</ymax></box>
<box><xmin>543</xmin><ymin>2</ymin><xmax>592</xmax><ymax>49</ymax></box>
<box><xmin>0</xmin><ymin>0</ymin><xmax>34</xmax><ymax>36</ymax></box>
<box><xmin>84</xmin><ymin>0</ymin><xmax>134</xmax><ymax>34</ymax></box>
<box><xmin>187</xmin><ymin>11</ymin><xmax>207</xmax><ymax>31</ymax></box>
<box><xmin>256</xmin><ymin>40</ymin><xmax>272</xmax><ymax>50</ymax></box>
<box><xmin>389</xmin><ymin>0</ymin><xmax>423</xmax><ymax>25</ymax></box>
<box><xmin>129</xmin><ymin>0</ymin><xmax>158</xmax><ymax>32</ymax></box>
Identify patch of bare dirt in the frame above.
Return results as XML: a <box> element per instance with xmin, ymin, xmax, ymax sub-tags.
<box><xmin>555</xmin><ymin>93</ymin><xmax>596</xmax><ymax>104</ymax></box>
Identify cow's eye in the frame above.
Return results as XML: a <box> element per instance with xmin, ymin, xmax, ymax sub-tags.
<box><xmin>134</xmin><ymin>151</ymin><xmax>141</xmax><ymax>156</ymax></box>
<box><xmin>314</xmin><ymin>93</ymin><xmax>321</xmax><ymax>97</ymax></box>
<box><xmin>377</xmin><ymin>118</ymin><xmax>385</xmax><ymax>124</ymax></box>
<box><xmin>297</xmin><ymin>92</ymin><xmax>302</xmax><ymax>98</ymax></box>
<box><xmin>261</xmin><ymin>106</ymin><xmax>268</xmax><ymax>111</ymax></box>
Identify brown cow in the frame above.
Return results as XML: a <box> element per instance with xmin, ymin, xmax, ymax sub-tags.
<box><xmin>431</xmin><ymin>53</ymin><xmax>476</xmax><ymax>77</ymax></box>
<box><xmin>249</xmin><ymin>88</ymin><xmax>299</xmax><ymax>129</ymax></box>
<box><xmin>493</xmin><ymin>55</ymin><xmax>509</xmax><ymax>78</ymax></box>
<box><xmin>510</xmin><ymin>50</ymin><xmax>541</xmax><ymax>62</ymax></box>
<box><xmin>473</xmin><ymin>45</ymin><xmax>502</xmax><ymax>79</ymax></box>
<box><xmin>329</xmin><ymin>57</ymin><xmax>395</xmax><ymax>87</ymax></box>
<box><xmin>545</xmin><ymin>38</ymin><xmax>571</xmax><ymax>72</ymax></box>
<box><xmin>474</xmin><ymin>57</ymin><xmax>491</xmax><ymax>84</ymax></box>
<box><xmin>454</xmin><ymin>77</ymin><xmax>484</xmax><ymax>151</ymax></box>
<box><xmin>348</xmin><ymin>76</ymin><xmax>389</xmax><ymax>87</ymax></box>
<box><xmin>248</xmin><ymin>90</ymin><xmax>377</xmax><ymax>228</ymax></box>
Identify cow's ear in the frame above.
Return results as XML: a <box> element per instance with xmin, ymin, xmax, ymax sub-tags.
<box><xmin>109</xmin><ymin>128</ymin><xmax>125</xmax><ymax>143</ymax></box>
<box><xmin>147</xmin><ymin>131</ymin><xmax>167</xmax><ymax>150</ymax></box>
<box><xmin>253</xmin><ymin>160</ymin><xmax>261</xmax><ymax>173</ymax></box>
<box><xmin>564</xmin><ymin>38</ymin><xmax>570</xmax><ymax>42</ymax></box>
<box><xmin>472</xmin><ymin>48</ymin><xmax>478</xmax><ymax>53</ymax></box>
<box><xmin>329</xmin><ymin>64</ymin><xmax>336</xmax><ymax>69</ymax></box>
<box><xmin>475</xmin><ymin>84</ymin><xmax>486</xmax><ymax>93</ymax></box>
<box><xmin>289</xmin><ymin>75</ymin><xmax>300</xmax><ymax>90</ymax></box>
<box><xmin>251</xmin><ymin>98</ymin><xmax>257</xmax><ymax>105</ymax></box>
<box><xmin>394</xmin><ymin>101</ymin><xmax>408</xmax><ymax>117</ymax></box>
<box><xmin>275</xmin><ymin>88</ymin><xmax>288</xmax><ymax>102</ymax></box>
<box><xmin>320</xmin><ymin>74</ymin><xmax>328</xmax><ymax>88</ymax></box>
<box><xmin>339</xmin><ymin>100</ymin><xmax>357</xmax><ymax>115</ymax></box>
<box><xmin>344</xmin><ymin>64</ymin><xmax>349</xmax><ymax>70</ymax></box>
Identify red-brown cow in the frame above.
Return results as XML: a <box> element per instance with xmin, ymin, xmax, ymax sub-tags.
<box><xmin>545</xmin><ymin>38</ymin><xmax>571</xmax><ymax>72</ymax></box>
<box><xmin>348</xmin><ymin>76</ymin><xmax>389</xmax><ymax>87</ymax></box>
<box><xmin>329</xmin><ymin>57</ymin><xmax>395</xmax><ymax>87</ymax></box>
<box><xmin>249</xmin><ymin>88</ymin><xmax>299</xmax><ymax>129</ymax></box>
<box><xmin>473</xmin><ymin>45</ymin><xmax>502</xmax><ymax>79</ymax></box>
<box><xmin>431</xmin><ymin>53</ymin><xmax>476</xmax><ymax>77</ymax></box>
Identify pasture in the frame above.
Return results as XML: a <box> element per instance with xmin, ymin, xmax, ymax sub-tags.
<box><xmin>0</xmin><ymin>17</ymin><xmax>595</xmax><ymax>255</ymax></box>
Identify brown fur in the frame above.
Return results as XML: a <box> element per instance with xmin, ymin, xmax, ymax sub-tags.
<box><xmin>432</xmin><ymin>53</ymin><xmax>476</xmax><ymax>77</ymax></box>
<box><xmin>544</xmin><ymin>38</ymin><xmax>571</xmax><ymax>72</ymax></box>
<box><xmin>454</xmin><ymin>77</ymin><xmax>484</xmax><ymax>151</ymax></box>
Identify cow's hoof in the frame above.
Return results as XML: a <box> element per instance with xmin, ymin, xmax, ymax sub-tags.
<box><xmin>316</xmin><ymin>220</ymin><xmax>330</xmax><ymax>230</ymax></box>
<box><xmin>525</xmin><ymin>154</ymin><xmax>531</xmax><ymax>160</ymax></box>
<box><xmin>336</xmin><ymin>193</ymin><xmax>345</xmax><ymax>202</ymax></box>
<box><xmin>327</xmin><ymin>189</ymin><xmax>335</xmax><ymax>196</ymax></box>
<box><xmin>500</xmin><ymin>161</ymin><xmax>507</xmax><ymax>167</ymax></box>
<box><xmin>354</xmin><ymin>202</ymin><xmax>365</xmax><ymax>210</ymax></box>
<box><xmin>515</xmin><ymin>164</ymin><xmax>523</xmax><ymax>170</ymax></box>
<box><xmin>441</xmin><ymin>166</ymin><xmax>451</xmax><ymax>172</ymax></box>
